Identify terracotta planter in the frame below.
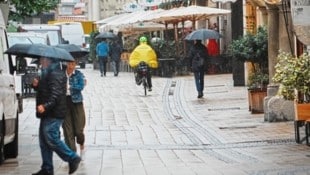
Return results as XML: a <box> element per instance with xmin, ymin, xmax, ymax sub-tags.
<box><xmin>294</xmin><ymin>101</ymin><xmax>310</xmax><ymax>121</ymax></box>
<box><xmin>248</xmin><ymin>88</ymin><xmax>267</xmax><ymax>114</ymax></box>
<box><xmin>293</xmin><ymin>101</ymin><xmax>310</xmax><ymax>143</ymax></box>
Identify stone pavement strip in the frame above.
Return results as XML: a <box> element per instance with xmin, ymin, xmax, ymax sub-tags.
<box><xmin>1</xmin><ymin>68</ymin><xmax>310</xmax><ymax>175</ymax></box>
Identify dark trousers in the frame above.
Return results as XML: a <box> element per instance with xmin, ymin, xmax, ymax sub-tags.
<box><xmin>98</xmin><ymin>56</ymin><xmax>108</xmax><ymax>75</ymax></box>
<box><xmin>111</xmin><ymin>60</ymin><xmax>120</xmax><ymax>75</ymax></box>
<box><xmin>194</xmin><ymin>70</ymin><xmax>204</xmax><ymax>93</ymax></box>
<box><xmin>135</xmin><ymin>69</ymin><xmax>152</xmax><ymax>88</ymax></box>
<box><xmin>63</xmin><ymin>96</ymin><xmax>86</xmax><ymax>152</ymax></box>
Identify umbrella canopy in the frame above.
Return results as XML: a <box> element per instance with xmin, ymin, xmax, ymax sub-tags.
<box><xmin>95</xmin><ymin>32</ymin><xmax>117</xmax><ymax>39</ymax></box>
<box><xmin>55</xmin><ymin>44</ymin><xmax>89</xmax><ymax>58</ymax></box>
<box><xmin>95</xmin><ymin>13</ymin><xmax>128</xmax><ymax>24</ymax></box>
<box><xmin>185</xmin><ymin>29</ymin><xmax>222</xmax><ymax>40</ymax></box>
<box><xmin>147</xmin><ymin>5</ymin><xmax>231</xmax><ymax>24</ymax></box>
<box><xmin>98</xmin><ymin>9</ymin><xmax>166</xmax><ymax>32</ymax></box>
<box><xmin>5</xmin><ymin>43</ymin><xmax>74</xmax><ymax>61</ymax></box>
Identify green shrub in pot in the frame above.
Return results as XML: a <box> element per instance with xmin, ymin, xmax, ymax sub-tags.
<box><xmin>272</xmin><ymin>51</ymin><xmax>310</xmax><ymax>103</ymax></box>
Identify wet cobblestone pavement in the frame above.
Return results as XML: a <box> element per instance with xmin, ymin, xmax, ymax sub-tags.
<box><xmin>1</xmin><ymin>68</ymin><xmax>309</xmax><ymax>175</ymax></box>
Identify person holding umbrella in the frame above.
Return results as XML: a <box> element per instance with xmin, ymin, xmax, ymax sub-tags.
<box><xmin>5</xmin><ymin>43</ymin><xmax>81</xmax><ymax>175</ymax></box>
<box><xmin>31</xmin><ymin>57</ymin><xmax>81</xmax><ymax>175</ymax></box>
<box><xmin>109</xmin><ymin>40</ymin><xmax>123</xmax><ymax>76</ymax></box>
<box><xmin>188</xmin><ymin>40</ymin><xmax>209</xmax><ymax>98</ymax></box>
<box><xmin>96</xmin><ymin>38</ymin><xmax>110</xmax><ymax>77</ymax></box>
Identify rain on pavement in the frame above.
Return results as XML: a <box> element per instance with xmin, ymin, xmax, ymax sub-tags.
<box><xmin>1</xmin><ymin>67</ymin><xmax>309</xmax><ymax>175</ymax></box>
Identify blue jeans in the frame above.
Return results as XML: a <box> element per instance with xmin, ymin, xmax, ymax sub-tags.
<box><xmin>39</xmin><ymin>118</ymin><xmax>78</xmax><ymax>173</ymax></box>
<box><xmin>98</xmin><ymin>56</ymin><xmax>108</xmax><ymax>75</ymax></box>
<box><xmin>194</xmin><ymin>70</ymin><xmax>205</xmax><ymax>93</ymax></box>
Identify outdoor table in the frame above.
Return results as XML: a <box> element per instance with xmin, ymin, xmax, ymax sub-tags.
<box><xmin>157</xmin><ymin>58</ymin><xmax>175</xmax><ymax>77</ymax></box>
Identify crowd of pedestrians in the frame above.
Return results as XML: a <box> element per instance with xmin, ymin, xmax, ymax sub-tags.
<box><xmin>28</xmin><ymin>30</ymin><xmax>214</xmax><ymax>175</ymax></box>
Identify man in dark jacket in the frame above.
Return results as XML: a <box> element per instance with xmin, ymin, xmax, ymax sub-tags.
<box><xmin>188</xmin><ymin>40</ymin><xmax>209</xmax><ymax>98</ymax></box>
<box><xmin>110</xmin><ymin>40</ymin><xmax>123</xmax><ymax>76</ymax></box>
<box><xmin>32</xmin><ymin>57</ymin><xmax>81</xmax><ymax>175</ymax></box>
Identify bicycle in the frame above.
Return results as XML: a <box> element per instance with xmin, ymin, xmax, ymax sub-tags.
<box><xmin>136</xmin><ymin>61</ymin><xmax>149</xmax><ymax>96</ymax></box>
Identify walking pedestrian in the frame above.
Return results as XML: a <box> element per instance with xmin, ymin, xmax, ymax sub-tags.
<box><xmin>96</xmin><ymin>38</ymin><xmax>109</xmax><ymax>77</ymax></box>
<box><xmin>188</xmin><ymin>40</ymin><xmax>209</xmax><ymax>98</ymax></box>
<box><xmin>62</xmin><ymin>60</ymin><xmax>86</xmax><ymax>161</ymax></box>
<box><xmin>129</xmin><ymin>36</ymin><xmax>158</xmax><ymax>91</ymax></box>
<box><xmin>109</xmin><ymin>40</ymin><xmax>123</xmax><ymax>76</ymax></box>
<box><xmin>32</xmin><ymin>57</ymin><xmax>81</xmax><ymax>175</ymax></box>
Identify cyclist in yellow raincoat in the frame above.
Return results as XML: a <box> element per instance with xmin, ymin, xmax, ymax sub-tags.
<box><xmin>129</xmin><ymin>36</ymin><xmax>158</xmax><ymax>91</ymax></box>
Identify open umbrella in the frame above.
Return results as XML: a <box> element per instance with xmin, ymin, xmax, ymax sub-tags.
<box><xmin>95</xmin><ymin>32</ymin><xmax>117</xmax><ymax>39</ymax></box>
<box><xmin>5</xmin><ymin>43</ymin><xmax>74</xmax><ymax>62</ymax></box>
<box><xmin>146</xmin><ymin>5</ymin><xmax>231</xmax><ymax>24</ymax></box>
<box><xmin>185</xmin><ymin>29</ymin><xmax>222</xmax><ymax>40</ymax></box>
<box><xmin>55</xmin><ymin>44</ymin><xmax>89</xmax><ymax>58</ymax></box>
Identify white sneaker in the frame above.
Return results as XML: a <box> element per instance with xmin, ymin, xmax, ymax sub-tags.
<box><xmin>80</xmin><ymin>149</ymin><xmax>85</xmax><ymax>161</ymax></box>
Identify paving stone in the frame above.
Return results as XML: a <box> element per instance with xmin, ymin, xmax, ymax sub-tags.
<box><xmin>1</xmin><ymin>69</ymin><xmax>310</xmax><ymax>175</ymax></box>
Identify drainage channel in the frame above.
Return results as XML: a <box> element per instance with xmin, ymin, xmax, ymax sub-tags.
<box><xmin>163</xmin><ymin>79</ymin><xmax>263</xmax><ymax>164</ymax></box>
<box><xmin>86</xmin><ymin>138</ymin><xmax>296</xmax><ymax>150</ymax></box>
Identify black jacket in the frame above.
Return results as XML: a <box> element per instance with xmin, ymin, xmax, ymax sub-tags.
<box><xmin>34</xmin><ymin>64</ymin><xmax>67</xmax><ymax>119</ymax></box>
<box><xmin>188</xmin><ymin>42</ymin><xmax>209</xmax><ymax>72</ymax></box>
<box><xmin>109</xmin><ymin>42</ymin><xmax>123</xmax><ymax>61</ymax></box>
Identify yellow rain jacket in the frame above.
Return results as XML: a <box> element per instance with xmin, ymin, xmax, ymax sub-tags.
<box><xmin>129</xmin><ymin>43</ymin><xmax>158</xmax><ymax>69</ymax></box>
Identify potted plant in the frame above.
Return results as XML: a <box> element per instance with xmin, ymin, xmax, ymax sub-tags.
<box><xmin>272</xmin><ymin>51</ymin><xmax>310</xmax><ymax>109</ymax></box>
<box><xmin>273</xmin><ymin>51</ymin><xmax>310</xmax><ymax>143</ymax></box>
<box><xmin>273</xmin><ymin>52</ymin><xmax>310</xmax><ymax>102</ymax></box>
<box><xmin>229</xmin><ymin>26</ymin><xmax>268</xmax><ymax>113</ymax></box>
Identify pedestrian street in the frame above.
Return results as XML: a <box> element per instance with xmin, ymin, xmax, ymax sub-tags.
<box><xmin>1</xmin><ymin>68</ymin><xmax>310</xmax><ymax>175</ymax></box>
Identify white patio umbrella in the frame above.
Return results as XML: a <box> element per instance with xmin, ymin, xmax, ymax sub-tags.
<box><xmin>106</xmin><ymin>10</ymin><xmax>148</xmax><ymax>26</ymax></box>
<box><xmin>146</xmin><ymin>5</ymin><xmax>231</xmax><ymax>24</ymax></box>
<box><xmin>98</xmin><ymin>9</ymin><xmax>166</xmax><ymax>32</ymax></box>
<box><xmin>95</xmin><ymin>13</ymin><xmax>129</xmax><ymax>25</ymax></box>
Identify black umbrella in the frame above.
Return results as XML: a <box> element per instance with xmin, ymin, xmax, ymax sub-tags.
<box><xmin>185</xmin><ymin>29</ymin><xmax>222</xmax><ymax>40</ymax></box>
<box><xmin>5</xmin><ymin>43</ymin><xmax>74</xmax><ymax>62</ymax></box>
<box><xmin>55</xmin><ymin>44</ymin><xmax>89</xmax><ymax>58</ymax></box>
<box><xmin>95</xmin><ymin>32</ymin><xmax>117</xmax><ymax>39</ymax></box>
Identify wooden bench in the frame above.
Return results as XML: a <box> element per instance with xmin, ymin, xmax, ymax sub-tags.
<box><xmin>294</xmin><ymin>101</ymin><xmax>310</xmax><ymax>144</ymax></box>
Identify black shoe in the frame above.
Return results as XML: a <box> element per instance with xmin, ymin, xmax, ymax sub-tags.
<box><xmin>197</xmin><ymin>91</ymin><xmax>203</xmax><ymax>98</ymax></box>
<box><xmin>32</xmin><ymin>169</ymin><xmax>54</xmax><ymax>175</ymax></box>
<box><xmin>69</xmin><ymin>156</ymin><xmax>81</xmax><ymax>174</ymax></box>
<box><xmin>148</xmin><ymin>87</ymin><xmax>152</xmax><ymax>91</ymax></box>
